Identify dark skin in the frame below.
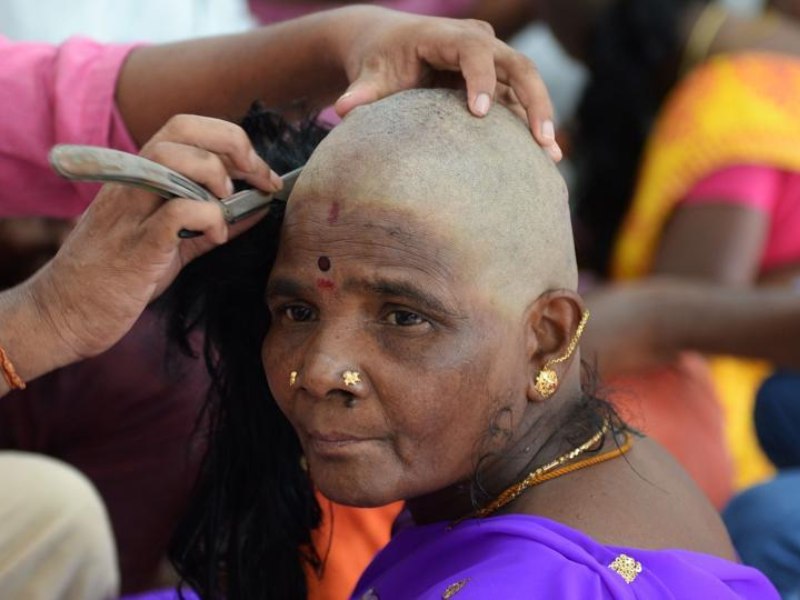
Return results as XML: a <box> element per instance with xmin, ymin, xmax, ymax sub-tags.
<box><xmin>654</xmin><ymin>204</ymin><xmax>768</xmax><ymax>285</ymax></box>
<box><xmin>262</xmin><ymin>188</ymin><xmax>736</xmax><ymax>559</ymax></box>
<box><xmin>117</xmin><ymin>7</ymin><xmax>560</xmax><ymax>156</ymax></box>
<box><xmin>655</xmin><ymin>0</ymin><xmax>800</xmax><ymax>284</ymax></box>
<box><xmin>0</xmin><ymin>10</ymin><xmax>566</xmax><ymax>397</ymax></box>
<box><xmin>262</xmin><ymin>0</ymin><xmax>540</xmax><ymax>39</ymax></box>
<box><xmin>264</xmin><ymin>201</ymin><xmax>546</xmax><ymax>513</ymax></box>
<box><xmin>649</xmin><ymin>5</ymin><xmax>800</xmax><ymax>307</ymax></box>
<box><xmin>582</xmin><ymin>278</ymin><xmax>800</xmax><ymax>374</ymax></box>
<box><xmin>520</xmin><ymin>434</ymin><xmax>736</xmax><ymax>560</ymax></box>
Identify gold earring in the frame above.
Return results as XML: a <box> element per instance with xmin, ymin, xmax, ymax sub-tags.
<box><xmin>342</xmin><ymin>370</ymin><xmax>361</xmax><ymax>387</ymax></box>
<box><xmin>289</xmin><ymin>370</ymin><xmax>298</xmax><ymax>387</ymax></box>
<box><xmin>534</xmin><ymin>310</ymin><xmax>590</xmax><ymax>399</ymax></box>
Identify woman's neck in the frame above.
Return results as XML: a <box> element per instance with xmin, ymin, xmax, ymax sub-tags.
<box><xmin>407</xmin><ymin>392</ymin><xmax>589</xmax><ymax>525</ymax></box>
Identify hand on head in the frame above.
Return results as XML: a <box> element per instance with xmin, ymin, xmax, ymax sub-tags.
<box><xmin>330</xmin><ymin>8</ymin><xmax>562</xmax><ymax>162</ymax></box>
<box><xmin>29</xmin><ymin>115</ymin><xmax>276</xmax><ymax>363</ymax></box>
<box><xmin>117</xmin><ymin>7</ymin><xmax>561</xmax><ymax>158</ymax></box>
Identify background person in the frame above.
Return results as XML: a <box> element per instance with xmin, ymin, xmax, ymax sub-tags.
<box><xmin>536</xmin><ymin>0</ymin><xmax>800</xmax><ymax>508</ymax></box>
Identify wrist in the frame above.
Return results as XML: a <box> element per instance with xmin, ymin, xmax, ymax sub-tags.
<box><xmin>26</xmin><ymin>265</ymin><xmax>103</xmax><ymax>365</ymax></box>
<box><xmin>645</xmin><ymin>278</ymin><xmax>699</xmax><ymax>357</ymax></box>
<box><xmin>0</xmin><ymin>277</ymin><xmax>82</xmax><ymax>395</ymax></box>
<box><xmin>321</xmin><ymin>6</ymin><xmax>388</xmax><ymax>80</ymax></box>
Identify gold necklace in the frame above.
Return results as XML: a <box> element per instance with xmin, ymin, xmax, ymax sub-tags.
<box><xmin>468</xmin><ymin>420</ymin><xmax>632</xmax><ymax>520</ymax></box>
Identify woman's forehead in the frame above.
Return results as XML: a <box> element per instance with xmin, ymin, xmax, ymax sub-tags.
<box><xmin>279</xmin><ymin>200</ymin><xmax>462</xmax><ymax>277</ymax></box>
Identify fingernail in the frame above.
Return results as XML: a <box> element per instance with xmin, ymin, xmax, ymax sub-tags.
<box><xmin>225</xmin><ymin>178</ymin><xmax>234</xmax><ymax>196</ymax></box>
<box><xmin>474</xmin><ymin>93</ymin><xmax>491</xmax><ymax>116</ymax></box>
<box><xmin>337</xmin><ymin>91</ymin><xmax>354</xmax><ymax>102</ymax></box>
<box><xmin>541</xmin><ymin>120</ymin><xmax>556</xmax><ymax>143</ymax></box>
<box><xmin>270</xmin><ymin>170</ymin><xmax>283</xmax><ymax>188</ymax></box>
<box><xmin>548</xmin><ymin>142</ymin><xmax>563</xmax><ymax>163</ymax></box>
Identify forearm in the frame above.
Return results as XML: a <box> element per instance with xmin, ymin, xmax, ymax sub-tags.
<box><xmin>117</xmin><ymin>8</ymin><xmax>359</xmax><ymax>145</ymax></box>
<box><xmin>0</xmin><ymin>278</ymin><xmax>79</xmax><ymax>398</ymax></box>
<box><xmin>655</xmin><ymin>281</ymin><xmax>800</xmax><ymax>368</ymax></box>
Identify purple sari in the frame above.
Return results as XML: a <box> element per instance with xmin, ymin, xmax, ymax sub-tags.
<box><xmin>351</xmin><ymin>514</ymin><xmax>779</xmax><ymax>599</ymax></box>
<box><xmin>123</xmin><ymin>514</ymin><xmax>778</xmax><ymax>600</ymax></box>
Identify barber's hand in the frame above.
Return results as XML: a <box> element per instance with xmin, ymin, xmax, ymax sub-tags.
<box><xmin>583</xmin><ymin>281</ymin><xmax>680</xmax><ymax>377</ymax></box>
<box><xmin>28</xmin><ymin>115</ymin><xmax>278</xmax><ymax>362</ymax></box>
<box><xmin>330</xmin><ymin>7</ymin><xmax>562</xmax><ymax>162</ymax></box>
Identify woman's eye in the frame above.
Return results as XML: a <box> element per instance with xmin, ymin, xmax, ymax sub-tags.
<box><xmin>386</xmin><ymin>310</ymin><xmax>427</xmax><ymax>327</ymax></box>
<box><xmin>284</xmin><ymin>305</ymin><xmax>316</xmax><ymax>322</ymax></box>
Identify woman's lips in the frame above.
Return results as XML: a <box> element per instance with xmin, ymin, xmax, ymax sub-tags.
<box><xmin>306</xmin><ymin>430</ymin><xmax>379</xmax><ymax>455</ymax></box>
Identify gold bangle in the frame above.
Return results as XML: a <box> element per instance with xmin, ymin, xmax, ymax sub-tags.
<box><xmin>680</xmin><ymin>4</ymin><xmax>729</xmax><ymax>77</ymax></box>
<box><xmin>0</xmin><ymin>346</ymin><xmax>26</xmax><ymax>390</ymax></box>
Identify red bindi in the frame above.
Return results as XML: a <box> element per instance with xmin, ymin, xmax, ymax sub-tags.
<box><xmin>317</xmin><ymin>256</ymin><xmax>331</xmax><ymax>271</ymax></box>
<box><xmin>316</xmin><ymin>278</ymin><xmax>335</xmax><ymax>291</ymax></box>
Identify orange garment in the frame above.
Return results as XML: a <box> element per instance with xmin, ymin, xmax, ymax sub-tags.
<box><xmin>308</xmin><ymin>497</ymin><xmax>403</xmax><ymax>600</ymax></box>
<box><xmin>612</xmin><ymin>53</ymin><xmax>800</xmax><ymax>492</ymax></box>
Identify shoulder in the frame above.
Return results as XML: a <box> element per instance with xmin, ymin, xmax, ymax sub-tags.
<box><xmin>522</xmin><ymin>437</ymin><xmax>739</xmax><ymax>559</ymax></box>
<box><xmin>650</xmin><ymin>52</ymin><xmax>800</xmax><ymax>161</ymax></box>
<box><xmin>665</xmin><ymin>52</ymin><xmax>800</xmax><ymax>115</ymax></box>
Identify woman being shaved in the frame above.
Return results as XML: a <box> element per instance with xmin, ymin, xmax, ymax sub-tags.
<box><xmin>158</xmin><ymin>90</ymin><xmax>778</xmax><ymax>598</ymax></box>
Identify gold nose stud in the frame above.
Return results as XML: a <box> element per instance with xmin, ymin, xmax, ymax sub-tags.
<box><xmin>289</xmin><ymin>371</ymin><xmax>298</xmax><ymax>387</ymax></box>
<box><xmin>342</xmin><ymin>370</ymin><xmax>361</xmax><ymax>387</ymax></box>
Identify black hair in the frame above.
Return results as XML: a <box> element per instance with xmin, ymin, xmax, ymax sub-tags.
<box><xmin>573</xmin><ymin>0</ymin><xmax>709</xmax><ymax>274</ymax></box>
<box><xmin>164</xmin><ymin>105</ymin><xmax>330</xmax><ymax>600</ymax></box>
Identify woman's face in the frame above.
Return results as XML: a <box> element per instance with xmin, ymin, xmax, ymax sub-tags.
<box><xmin>262</xmin><ymin>197</ymin><xmax>530</xmax><ymax>507</ymax></box>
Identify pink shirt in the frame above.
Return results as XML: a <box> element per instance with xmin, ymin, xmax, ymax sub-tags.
<box><xmin>0</xmin><ymin>36</ymin><xmax>139</xmax><ymax>218</ymax></box>
<box><xmin>682</xmin><ymin>164</ymin><xmax>800</xmax><ymax>271</ymax></box>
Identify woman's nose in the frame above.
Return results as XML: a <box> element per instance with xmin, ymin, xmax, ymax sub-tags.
<box><xmin>298</xmin><ymin>325</ymin><xmax>367</xmax><ymax>400</ymax></box>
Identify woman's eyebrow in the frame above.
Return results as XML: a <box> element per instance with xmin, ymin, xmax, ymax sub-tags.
<box><xmin>265</xmin><ymin>277</ymin><xmax>308</xmax><ymax>298</ymax></box>
<box><xmin>345</xmin><ymin>277</ymin><xmax>456</xmax><ymax>316</ymax></box>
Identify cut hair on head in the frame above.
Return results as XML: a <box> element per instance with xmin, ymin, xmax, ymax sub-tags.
<box><xmin>295</xmin><ymin>89</ymin><xmax>577</xmax><ymax>299</ymax></box>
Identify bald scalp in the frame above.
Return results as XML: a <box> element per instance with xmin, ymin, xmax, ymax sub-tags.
<box><xmin>291</xmin><ymin>89</ymin><xmax>577</xmax><ymax>302</ymax></box>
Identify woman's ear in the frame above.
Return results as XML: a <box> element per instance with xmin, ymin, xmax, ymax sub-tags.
<box><xmin>524</xmin><ymin>290</ymin><xmax>586</xmax><ymax>403</ymax></box>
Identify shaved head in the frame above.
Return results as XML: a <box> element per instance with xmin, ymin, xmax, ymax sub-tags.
<box><xmin>290</xmin><ymin>89</ymin><xmax>577</xmax><ymax>311</ymax></box>
<box><xmin>267</xmin><ymin>90</ymin><xmax>586</xmax><ymax>510</ymax></box>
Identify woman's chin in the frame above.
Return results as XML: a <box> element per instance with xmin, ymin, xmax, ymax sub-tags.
<box><xmin>314</xmin><ymin>476</ymin><xmax>402</xmax><ymax>508</ymax></box>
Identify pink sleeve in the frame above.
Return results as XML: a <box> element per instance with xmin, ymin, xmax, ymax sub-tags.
<box><xmin>681</xmin><ymin>164</ymin><xmax>780</xmax><ymax>213</ymax></box>
<box><xmin>0</xmin><ymin>36</ymin><xmax>140</xmax><ymax>218</ymax></box>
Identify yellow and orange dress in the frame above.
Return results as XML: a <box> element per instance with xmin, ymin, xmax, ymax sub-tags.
<box><xmin>610</xmin><ymin>52</ymin><xmax>800</xmax><ymax>500</ymax></box>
